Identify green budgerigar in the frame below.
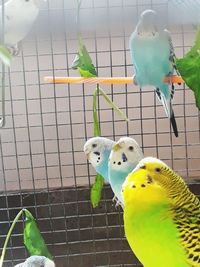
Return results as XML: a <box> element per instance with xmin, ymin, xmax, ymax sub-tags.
<box><xmin>122</xmin><ymin>157</ymin><xmax>200</xmax><ymax>267</ymax></box>
<box><xmin>71</xmin><ymin>37</ymin><xmax>97</xmax><ymax>77</ymax></box>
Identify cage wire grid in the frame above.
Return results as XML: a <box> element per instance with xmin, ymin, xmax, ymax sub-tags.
<box><xmin>0</xmin><ymin>0</ymin><xmax>200</xmax><ymax>266</ymax></box>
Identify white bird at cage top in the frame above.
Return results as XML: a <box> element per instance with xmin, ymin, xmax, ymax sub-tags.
<box><xmin>0</xmin><ymin>0</ymin><xmax>46</xmax><ymax>55</ymax></box>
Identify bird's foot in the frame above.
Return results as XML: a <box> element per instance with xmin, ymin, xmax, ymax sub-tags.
<box><xmin>8</xmin><ymin>44</ymin><xmax>20</xmax><ymax>56</ymax></box>
<box><xmin>112</xmin><ymin>195</ymin><xmax>121</xmax><ymax>209</ymax></box>
<box><xmin>115</xmin><ymin>200</ymin><xmax>121</xmax><ymax>209</ymax></box>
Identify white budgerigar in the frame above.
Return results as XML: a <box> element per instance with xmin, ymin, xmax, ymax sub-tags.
<box><xmin>0</xmin><ymin>0</ymin><xmax>45</xmax><ymax>55</ymax></box>
<box><xmin>84</xmin><ymin>136</ymin><xmax>115</xmax><ymax>183</ymax></box>
<box><xmin>130</xmin><ymin>9</ymin><xmax>178</xmax><ymax>137</ymax></box>
<box><xmin>14</xmin><ymin>256</ymin><xmax>55</xmax><ymax>267</ymax></box>
<box><xmin>108</xmin><ymin>137</ymin><xmax>144</xmax><ymax>207</ymax></box>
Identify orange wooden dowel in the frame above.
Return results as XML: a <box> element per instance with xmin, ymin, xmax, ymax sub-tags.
<box><xmin>44</xmin><ymin>75</ymin><xmax>184</xmax><ymax>85</ymax></box>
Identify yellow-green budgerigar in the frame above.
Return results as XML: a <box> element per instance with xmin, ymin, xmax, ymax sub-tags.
<box><xmin>122</xmin><ymin>157</ymin><xmax>200</xmax><ymax>267</ymax></box>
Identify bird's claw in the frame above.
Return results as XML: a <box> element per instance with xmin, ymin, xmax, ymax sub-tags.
<box><xmin>133</xmin><ymin>74</ymin><xmax>138</xmax><ymax>85</ymax></box>
<box><xmin>112</xmin><ymin>195</ymin><xmax>117</xmax><ymax>203</ymax></box>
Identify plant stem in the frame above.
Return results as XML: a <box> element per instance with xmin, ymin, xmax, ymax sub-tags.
<box><xmin>93</xmin><ymin>85</ymin><xmax>101</xmax><ymax>136</ymax></box>
<box><xmin>0</xmin><ymin>208</ymin><xmax>28</xmax><ymax>267</ymax></box>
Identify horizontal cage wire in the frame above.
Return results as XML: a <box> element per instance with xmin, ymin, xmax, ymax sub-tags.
<box><xmin>0</xmin><ymin>0</ymin><xmax>200</xmax><ymax>266</ymax></box>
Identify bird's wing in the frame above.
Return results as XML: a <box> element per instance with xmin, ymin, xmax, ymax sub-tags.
<box><xmin>172</xmin><ymin>204</ymin><xmax>200</xmax><ymax>267</ymax></box>
<box><xmin>0</xmin><ymin>1</ymin><xmax>15</xmax><ymax>36</ymax></box>
<box><xmin>163</xmin><ymin>29</ymin><xmax>178</xmax><ymax>74</ymax></box>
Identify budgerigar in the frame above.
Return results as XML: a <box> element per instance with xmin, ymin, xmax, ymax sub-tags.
<box><xmin>14</xmin><ymin>256</ymin><xmax>55</xmax><ymax>267</ymax></box>
<box><xmin>0</xmin><ymin>0</ymin><xmax>45</xmax><ymax>55</ymax></box>
<box><xmin>122</xmin><ymin>157</ymin><xmax>200</xmax><ymax>267</ymax></box>
<box><xmin>130</xmin><ymin>9</ymin><xmax>178</xmax><ymax>137</ymax></box>
<box><xmin>84</xmin><ymin>137</ymin><xmax>115</xmax><ymax>183</ymax></box>
<box><xmin>108</xmin><ymin>137</ymin><xmax>144</xmax><ymax>207</ymax></box>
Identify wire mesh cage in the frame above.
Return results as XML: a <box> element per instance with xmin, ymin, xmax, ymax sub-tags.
<box><xmin>0</xmin><ymin>0</ymin><xmax>200</xmax><ymax>266</ymax></box>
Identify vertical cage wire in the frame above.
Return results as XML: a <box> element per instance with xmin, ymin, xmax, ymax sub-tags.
<box><xmin>0</xmin><ymin>1</ymin><xmax>199</xmax><ymax>266</ymax></box>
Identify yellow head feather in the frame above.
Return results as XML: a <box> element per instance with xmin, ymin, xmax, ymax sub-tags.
<box><xmin>122</xmin><ymin>157</ymin><xmax>191</xmax><ymax>210</ymax></box>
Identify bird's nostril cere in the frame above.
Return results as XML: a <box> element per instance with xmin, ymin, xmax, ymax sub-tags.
<box><xmin>147</xmin><ymin>175</ymin><xmax>153</xmax><ymax>183</ymax></box>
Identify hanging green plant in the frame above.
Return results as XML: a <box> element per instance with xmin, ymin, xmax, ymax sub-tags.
<box><xmin>0</xmin><ymin>209</ymin><xmax>52</xmax><ymax>267</ymax></box>
<box><xmin>176</xmin><ymin>27</ymin><xmax>200</xmax><ymax>109</ymax></box>
<box><xmin>23</xmin><ymin>210</ymin><xmax>53</xmax><ymax>260</ymax></box>
<box><xmin>72</xmin><ymin>37</ymin><xmax>129</xmax><ymax>207</ymax></box>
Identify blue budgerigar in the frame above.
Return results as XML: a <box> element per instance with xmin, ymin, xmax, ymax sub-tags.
<box><xmin>130</xmin><ymin>9</ymin><xmax>178</xmax><ymax>137</ymax></box>
<box><xmin>108</xmin><ymin>137</ymin><xmax>144</xmax><ymax>207</ymax></box>
<box><xmin>84</xmin><ymin>137</ymin><xmax>115</xmax><ymax>183</ymax></box>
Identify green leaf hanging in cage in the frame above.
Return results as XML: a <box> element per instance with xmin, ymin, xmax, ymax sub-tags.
<box><xmin>72</xmin><ymin>21</ymin><xmax>129</xmax><ymax>207</ymax></box>
<box><xmin>176</xmin><ymin>27</ymin><xmax>200</xmax><ymax>109</ymax></box>
<box><xmin>91</xmin><ymin>86</ymin><xmax>104</xmax><ymax>208</ymax></box>
<box><xmin>23</xmin><ymin>209</ymin><xmax>53</xmax><ymax>260</ymax></box>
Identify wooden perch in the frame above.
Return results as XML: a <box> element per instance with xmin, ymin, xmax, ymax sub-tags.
<box><xmin>44</xmin><ymin>75</ymin><xmax>184</xmax><ymax>85</ymax></box>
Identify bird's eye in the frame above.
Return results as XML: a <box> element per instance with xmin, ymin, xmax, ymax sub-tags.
<box><xmin>155</xmin><ymin>167</ymin><xmax>161</xmax><ymax>173</ymax></box>
<box><xmin>129</xmin><ymin>146</ymin><xmax>134</xmax><ymax>151</ymax></box>
<box><xmin>92</xmin><ymin>144</ymin><xmax>97</xmax><ymax>148</ymax></box>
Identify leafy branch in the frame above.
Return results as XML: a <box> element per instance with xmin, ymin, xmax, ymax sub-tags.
<box><xmin>0</xmin><ymin>209</ymin><xmax>52</xmax><ymax>267</ymax></box>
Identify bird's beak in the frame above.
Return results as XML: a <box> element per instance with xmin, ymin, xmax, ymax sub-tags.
<box><xmin>112</xmin><ymin>143</ymin><xmax>122</xmax><ymax>152</ymax></box>
<box><xmin>84</xmin><ymin>148</ymin><xmax>90</xmax><ymax>160</ymax></box>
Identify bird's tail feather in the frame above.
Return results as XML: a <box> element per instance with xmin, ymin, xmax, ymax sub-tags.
<box><xmin>170</xmin><ymin>109</ymin><xmax>178</xmax><ymax>137</ymax></box>
<box><xmin>157</xmin><ymin>89</ymin><xmax>178</xmax><ymax>137</ymax></box>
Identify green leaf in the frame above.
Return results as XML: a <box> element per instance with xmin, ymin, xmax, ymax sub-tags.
<box><xmin>99</xmin><ymin>87</ymin><xmax>129</xmax><ymax>122</ymax></box>
<box><xmin>90</xmin><ymin>173</ymin><xmax>104</xmax><ymax>208</ymax></box>
<box><xmin>176</xmin><ymin>27</ymin><xmax>200</xmax><ymax>109</ymax></box>
<box><xmin>23</xmin><ymin>210</ymin><xmax>53</xmax><ymax>260</ymax></box>
<box><xmin>0</xmin><ymin>46</ymin><xmax>12</xmax><ymax>67</ymax></box>
<box><xmin>71</xmin><ymin>37</ymin><xmax>97</xmax><ymax>77</ymax></box>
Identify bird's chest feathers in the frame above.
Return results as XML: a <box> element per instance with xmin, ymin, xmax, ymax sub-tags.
<box><xmin>125</xmin><ymin>202</ymin><xmax>171</xmax><ymax>237</ymax></box>
<box><xmin>124</xmin><ymin>203</ymin><xmax>189</xmax><ymax>267</ymax></box>
<box><xmin>131</xmin><ymin>35</ymin><xmax>172</xmax><ymax>86</ymax></box>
